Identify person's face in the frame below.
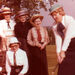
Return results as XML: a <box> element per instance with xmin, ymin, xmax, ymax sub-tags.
<box><xmin>34</xmin><ymin>18</ymin><xmax>42</xmax><ymax>26</ymax></box>
<box><xmin>58</xmin><ymin>7</ymin><xmax>65</xmax><ymax>16</ymax></box>
<box><xmin>4</xmin><ymin>14</ymin><xmax>11</xmax><ymax>21</ymax></box>
<box><xmin>10</xmin><ymin>43</ymin><xmax>19</xmax><ymax>52</ymax></box>
<box><xmin>19</xmin><ymin>15</ymin><xmax>26</xmax><ymax>22</ymax></box>
<box><xmin>51</xmin><ymin>8</ymin><xmax>64</xmax><ymax>23</ymax></box>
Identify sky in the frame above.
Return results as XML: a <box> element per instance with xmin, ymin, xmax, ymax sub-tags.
<box><xmin>40</xmin><ymin>0</ymin><xmax>75</xmax><ymax>26</ymax></box>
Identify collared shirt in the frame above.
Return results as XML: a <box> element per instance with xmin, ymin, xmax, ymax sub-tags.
<box><xmin>62</xmin><ymin>17</ymin><xmax>75</xmax><ymax>51</ymax></box>
<box><xmin>27</xmin><ymin>26</ymin><xmax>49</xmax><ymax>47</ymax></box>
<box><xmin>52</xmin><ymin>15</ymin><xmax>75</xmax><ymax>53</ymax></box>
<box><xmin>0</xmin><ymin>19</ymin><xmax>15</xmax><ymax>37</ymax></box>
<box><xmin>6</xmin><ymin>49</ymin><xmax>28</xmax><ymax>75</ymax></box>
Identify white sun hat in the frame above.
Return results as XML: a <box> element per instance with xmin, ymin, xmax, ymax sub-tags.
<box><xmin>9</xmin><ymin>37</ymin><xmax>20</xmax><ymax>47</ymax></box>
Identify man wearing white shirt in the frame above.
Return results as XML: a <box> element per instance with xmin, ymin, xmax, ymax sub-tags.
<box><xmin>49</xmin><ymin>4</ymin><xmax>75</xmax><ymax>75</ymax></box>
<box><xmin>0</xmin><ymin>7</ymin><xmax>15</xmax><ymax>51</ymax></box>
<box><xmin>6</xmin><ymin>37</ymin><xmax>28</xmax><ymax>75</ymax></box>
<box><xmin>49</xmin><ymin>4</ymin><xmax>66</xmax><ymax>63</ymax></box>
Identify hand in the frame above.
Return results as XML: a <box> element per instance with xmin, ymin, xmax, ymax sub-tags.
<box><xmin>60</xmin><ymin>51</ymin><xmax>65</xmax><ymax>63</ymax></box>
<box><xmin>41</xmin><ymin>46</ymin><xmax>44</xmax><ymax>50</ymax></box>
<box><xmin>33</xmin><ymin>42</ymin><xmax>36</xmax><ymax>46</ymax></box>
<box><xmin>41</xmin><ymin>45</ymin><xmax>45</xmax><ymax>50</ymax></box>
<box><xmin>40</xmin><ymin>43</ymin><xmax>47</xmax><ymax>50</ymax></box>
<box><xmin>57</xmin><ymin>53</ymin><xmax>61</xmax><ymax>63</ymax></box>
<box><xmin>35</xmin><ymin>42</ymin><xmax>41</xmax><ymax>48</ymax></box>
<box><xmin>36</xmin><ymin>43</ymin><xmax>41</xmax><ymax>48</ymax></box>
<box><xmin>38</xmin><ymin>44</ymin><xmax>42</xmax><ymax>48</ymax></box>
<box><xmin>18</xmin><ymin>73</ymin><xmax>24</xmax><ymax>75</ymax></box>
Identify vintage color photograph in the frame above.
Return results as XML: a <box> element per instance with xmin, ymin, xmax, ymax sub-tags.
<box><xmin>0</xmin><ymin>0</ymin><xmax>75</xmax><ymax>75</ymax></box>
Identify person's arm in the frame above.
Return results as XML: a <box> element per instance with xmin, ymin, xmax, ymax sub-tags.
<box><xmin>52</xmin><ymin>27</ymin><xmax>63</xmax><ymax>63</ymax></box>
<box><xmin>0</xmin><ymin>23</ymin><xmax>5</xmax><ymax>38</ymax></box>
<box><xmin>41</xmin><ymin>28</ymin><xmax>50</xmax><ymax>50</ymax></box>
<box><xmin>60</xmin><ymin>16</ymin><xmax>75</xmax><ymax>63</ymax></box>
<box><xmin>19</xmin><ymin>52</ymin><xmax>28</xmax><ymax>75</ymax></box>
<box><xmin>27</xmin><ymin>29</ymin><xmax>35</xmax><ymax>46</ymax></box>
<box><xmin>44</xmin><ymin>28</ymin><xmax>50</xmax><ymax>44</ymax></box>
<box><xmin>6</xmin><ymin>52</ymin><xmax>11</xmax><ymax>75</ymax></box>
<box><xmin>27</xmin><ymin>28</ymin><xmax>42</xmax><ymax>48</ymax></box>
<box><xmin>62</xmin><ymin>16</ymin><xmax>75</xmax><ymax>51</ymax></box>
<box><xmin>52</xmin><ymin>27</ymin><xmax>62</xmax><ymax>53</ymax></box>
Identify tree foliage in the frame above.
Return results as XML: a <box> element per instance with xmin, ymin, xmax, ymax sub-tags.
<box><xmin>0</xmin><ymin>0</ymin><xmax>59</xmax><ymax>15</ymax></box>
<box><xmin>0</xmin><ymin>0</ymin><xmax>48</xmax><ymax>15</ymax></box>
<box><xmin>49</xmin><ymin>0</ymin><xmax>58</xmax><ymax>6</ymax></box>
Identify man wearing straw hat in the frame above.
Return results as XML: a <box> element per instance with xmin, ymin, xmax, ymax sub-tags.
<box><xmin>6</xmin><ymin>37</ymin><xmax>28</xmax><ymax>75</ymax></box>
<box><xmin>0</xmin><ymin>7</ymin><xmax>16</xmax><ymax>51</ymax></box>
<box><xmin>49</xmin><ymin>3</ymin><xmax>75</xmax><ymax>75</ymax></box>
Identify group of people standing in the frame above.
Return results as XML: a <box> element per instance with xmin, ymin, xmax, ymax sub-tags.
<box><xmin>0</xmin><ymin>3</ymin><xmax>75</xmax><ymax>75</ymax></box>
<box><xmin>0</xmin><ymin>6</ymin><xmax>49</xmax><ymax>75</ymax></box>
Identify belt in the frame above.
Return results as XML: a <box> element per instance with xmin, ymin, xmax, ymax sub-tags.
<box><xmin>11</xmin><ymin>65</ymin><xmax>23</xmax><ymax>68</ymax></box>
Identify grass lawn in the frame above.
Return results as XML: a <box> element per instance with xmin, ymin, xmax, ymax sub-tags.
<box><xmin>46</xmin><ymin>45</ymin><xmax>58</xmax><ymax>75</ymax></box>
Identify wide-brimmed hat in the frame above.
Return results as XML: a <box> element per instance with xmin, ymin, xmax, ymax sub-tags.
<box><xmin>2</xmin><ymin>7</ymin><xmax>12</xmax><ymax>15</ymax></box>
<box><xmin>9</xmin><ymin>37</ymin><xmax>20</xmax><ymax>47</ymax></box>
<box><xmin>16</xmin><ymin>10</ymin><xmax>29</xmax><ymax>18</ymax></box>
<box><xmin>49</xmin><ymin>4</ymin><xmax>62</xmax><ymax>14</ymax></box>
<box><xmin>30</xmin><ymin>14</ymin><xmax>43</xmax><ymax>26</ymax></box>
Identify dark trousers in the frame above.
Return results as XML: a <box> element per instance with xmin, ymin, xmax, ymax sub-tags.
<box><xmin>10</xmin><ymin>66</ymin><xmax>23</xmax><ymax>75</ymax></box>
<box><xmin>58</xmin><ymin>38</ymin><xmax>75</xmax><ymax>75</ymax></box>
<box><xmin>29</xmin><ymin>46</ymin><xmax>49</xmax><ymax>75</ymax></box>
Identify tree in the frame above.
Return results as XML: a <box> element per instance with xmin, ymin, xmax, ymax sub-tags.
<box><xmin>49</xmin><ymin>0</ymin><xmax>58</xmax><ymax>6</ymax></box>
<box><xmin>0</xmin><ymin>0</ymin><xmax>48</xmax><ymax>15</ymax></box>
<box><xmin>0</xmin><ymin>0</ymin><xmax>58</xmax><ymax>15</ymax></box>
